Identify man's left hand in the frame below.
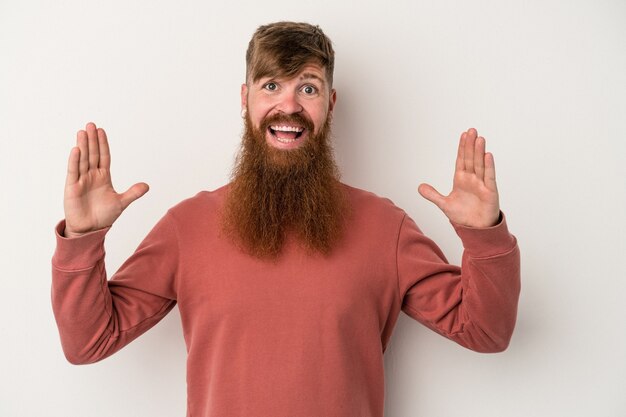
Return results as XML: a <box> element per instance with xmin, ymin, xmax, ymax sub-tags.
<box><xmin>418</xmin><ymin>128</ymin><xmax>500</xmax><ymax>228</ymax></box>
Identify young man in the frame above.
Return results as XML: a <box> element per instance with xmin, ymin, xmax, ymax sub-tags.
<box><xmin>52</xmin><ymin>22</ymin><xmax>520</xmax><ymax>417</ymax></box>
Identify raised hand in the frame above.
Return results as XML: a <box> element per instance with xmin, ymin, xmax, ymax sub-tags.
<box><xmin>418</xmin><ymin>128</ymin><xmax>500</xmax><ymax>228</ymax></box>
<box><xmin>63</xmin><ymin>122</ymin><xmax>149</xmax><ymax>238</ymax></box>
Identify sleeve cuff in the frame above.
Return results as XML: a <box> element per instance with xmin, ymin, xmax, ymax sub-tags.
<box><xmin>52</xmin><ymin>220</ymin><xmax>110</xmax><ymax>270</ymax></box>
<box><xmin>450</xmin><ymin>211</ymin><xmax>517</xmax><ymax>258</ymax></box>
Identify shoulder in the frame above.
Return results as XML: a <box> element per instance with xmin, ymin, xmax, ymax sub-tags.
<box><xmin>165</xmin><ymin>184</ymin><xmax>230</xmax><ymax>224</ymax></box>
<box><xmin>341</xmin><ymin>183</ymin><xmax>407</xmax><ymax>225</ymax></box>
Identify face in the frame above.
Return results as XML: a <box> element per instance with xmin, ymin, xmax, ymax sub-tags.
<box><xmin>241</xmin><ymin>63</ymin><xmax>337</xmax><ymax>150</ymax></box>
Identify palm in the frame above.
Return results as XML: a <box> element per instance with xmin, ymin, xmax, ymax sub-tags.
<box><xmin>63</xmin><ymin>123</ymin><xmax>148</xmax><ymax>237</ymax></box>
<box><xmin>65</xmin><ymin>168</ymin><xmax>124</xmax><ymax>234</ymax></box>
<box><xmin>419</xmin><ymin>128</ymin><xmax>500</xmax><ymax>228</ymax></box>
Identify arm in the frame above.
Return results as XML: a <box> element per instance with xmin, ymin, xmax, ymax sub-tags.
<box><xmin>397</xmin><ymin>213</ymin><xmax>520</xmax><ymax>353</ymax></box>
<box><xmin>52</xmin><ymin>122</ymin><xmax>173</xmax><ymax>364</ymax></box>
<box><xmin>52</xmin><ymin>215</ymin><xmax>179</xmax><ymax>364</ymax></box>
<box><xmin>400</xmin><ymin>128</ymin><xmax>520</xmax><ymax>352</ymax></box>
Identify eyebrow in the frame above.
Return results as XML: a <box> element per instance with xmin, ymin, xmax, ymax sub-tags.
<box><xmin>298</xmin><ymin>72</ymin><xmax>326</xmax><ymax>87</ymax></box>
<box><xmin>258</xmin><ymin>72</ymin><xmax>326</xmax><ymax>87</ymax></box>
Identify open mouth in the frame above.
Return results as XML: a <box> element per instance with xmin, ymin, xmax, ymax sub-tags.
<box><xmin>268</xmin><ymin>125</ymin><xmax>305</xmax><ymax>144</ymax></box>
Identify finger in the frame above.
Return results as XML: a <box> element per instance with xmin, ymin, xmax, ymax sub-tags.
<box><xmin>484</xmin><ymin>152</ymin><xmax>498</xmax><ymax>191</ymax></box>
<box><xmin>418</xmin><ymin>183</ymin><xmax>446</xmax><ymax>211</ymax></box>
<box><xmin>66</xmin><ymin>147</ymin><xmax>80</xmax><ymax>186</ymax></box>
<box><xmin>474</xmin><ymin>136</ymin><xmax>486</xmax><ymax>181</ymax></box>
<box><xmin>455</xmin><ymin>132</ymin><xmax>466</xmax><ymax>172</ymax></box>
<box><xmin>97</xmin><ymin>128</ymin><xmax>111</xmax><ymax>169</ymax></box>
<box><xmin>464</xmin><ymin>128</ymin><xmax>477</xmax><ymax>173</ymax></box>
<box><xmin>119</xmin><ymin>182</ymin><xmax>150</xmax><ymax>211</ymax></box>
<box><xmin>86</xmin><ymin>122</ymin><xmax>100</xmax><ymax>170</ymax></box>
<box><xmin>77</xmin><ymin>129</ymin><xmax>89</xmax><ymax>175</ymax></box>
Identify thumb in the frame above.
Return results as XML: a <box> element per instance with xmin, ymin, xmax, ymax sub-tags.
<box><xmin>418</xmin><ymin>183</ymin><xmax>446</xmax><ymax>210</ymax></box>
<box><xmin>119</xmin><ymin>182</ymin><xmax>150</xmax><ymax>210</ymax></box>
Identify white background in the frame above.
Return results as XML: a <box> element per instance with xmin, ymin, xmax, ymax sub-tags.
<box><xmin>1</xmin><ymin>0</ymin><xmax>624</xmax><ymax>416</ymax></box>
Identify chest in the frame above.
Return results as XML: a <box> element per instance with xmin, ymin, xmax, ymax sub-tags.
<box><xmin>176</xmin><ymin>238</ymin><xmax>398</xmax><ymax>338</ymax></box>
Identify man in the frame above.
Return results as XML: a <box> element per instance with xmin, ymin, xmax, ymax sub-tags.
<box><xmin>52</xmin><ymin>22</ymin><xmax>520</xmax><ymax>417</ymax></box>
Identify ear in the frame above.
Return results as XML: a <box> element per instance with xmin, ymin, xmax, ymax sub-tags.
<box><xmin>328</xmin><ymin>88</ymin><xmax>337</xmax><ymax>114</ymax></box>
<box><xmin>240</xmin><ymin>83</ymin><xmax>248</xmax><ymax>108</ymax></box>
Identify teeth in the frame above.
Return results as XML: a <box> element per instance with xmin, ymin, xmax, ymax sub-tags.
<box><xmin>275</xmin><ymin>137</ymin><xmax>297</xmax><ymax>143</ymax></box>
<box><xmin>271</xmin><ymin>125</ymin><xmax>304</xmax><ymax>132</ymax></box>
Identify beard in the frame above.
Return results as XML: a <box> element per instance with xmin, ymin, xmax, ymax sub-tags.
<box><xmin>222</xmin><ymin>110</ymin><xmax>347</xmax><ymax>259</ymax></box>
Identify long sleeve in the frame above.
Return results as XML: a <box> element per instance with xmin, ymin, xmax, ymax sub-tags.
<box><xmin>397</xmin><ymin>212</ymin><xmax>520</xmax><ymax>353</ymax></box>
<box><xmin>51</xmin><ymin>213</ymin><xmax>179</xmax><ymax>364</ymax></box>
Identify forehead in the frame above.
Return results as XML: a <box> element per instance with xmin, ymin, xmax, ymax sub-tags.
<box><xmin>256</xmin><ymin>64</ymin><xmax>328</xmax><ymax>85</ymax></box>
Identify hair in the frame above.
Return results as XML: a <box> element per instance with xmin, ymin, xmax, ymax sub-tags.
<box><xmin>246</xmin><ymin>21</ymin><xmax>335</xmax><ymax>86</ymax></box>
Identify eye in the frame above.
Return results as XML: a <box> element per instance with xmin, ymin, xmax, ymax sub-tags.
<box><xmin>301</xmin><ymin>85</ymin><xmax>317</xmax><ymax>95</ymax></box>
<box><xmin>264</xmin><ymin>82</ymin><xmax>278</xmax><ymax>91</ymax></box>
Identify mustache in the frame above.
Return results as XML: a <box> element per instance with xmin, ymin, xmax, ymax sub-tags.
<box><xmin>259</xmin><ymin>112</ymin><xmax>314</xmax><ymax>133</ymax></box>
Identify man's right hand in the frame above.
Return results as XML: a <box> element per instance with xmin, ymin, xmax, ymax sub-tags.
<box><xmin>63</xmin><ymin>122</ymin><xmax>149</xmax><ymax>238</ymax></box>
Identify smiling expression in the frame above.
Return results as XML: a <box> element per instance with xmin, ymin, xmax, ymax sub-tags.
<box><xmin>241</xmin><ymin>63</ymin><xmax>337</xmax><ymax>150</ymax></box>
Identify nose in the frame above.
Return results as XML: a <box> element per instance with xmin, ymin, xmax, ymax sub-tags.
<box><xmin>275</xmin><ymin>91</ymin><xmax>303</xmax><ymax>114</ymax></box>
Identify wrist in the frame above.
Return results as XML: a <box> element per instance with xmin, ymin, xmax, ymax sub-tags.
<box><xmin>62</xmin><ymin>222</ymin><xmax>99</xmax><ymax>239</ymax></box>
<box><xmin>63</xmin><ymin>230</ymin><xmax>87</xmax><ymax>239</ymax></box>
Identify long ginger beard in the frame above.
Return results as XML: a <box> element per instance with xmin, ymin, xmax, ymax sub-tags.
<box><xmin>222</xmin><ymin>111</ymin><xmax>347</xmax><ymax>259</ymax></box>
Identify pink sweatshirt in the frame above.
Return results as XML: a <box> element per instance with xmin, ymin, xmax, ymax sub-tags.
<box><xmin>52</xmin><ymin>184</ymin><xmax>520</xmax><ymax>417</ymax></box>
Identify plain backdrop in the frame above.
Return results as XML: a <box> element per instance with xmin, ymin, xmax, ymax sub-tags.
<box><xmin>1</xmin><ymin>0</ymin><xmax>624</xmax><ymax>416</ymax></box>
